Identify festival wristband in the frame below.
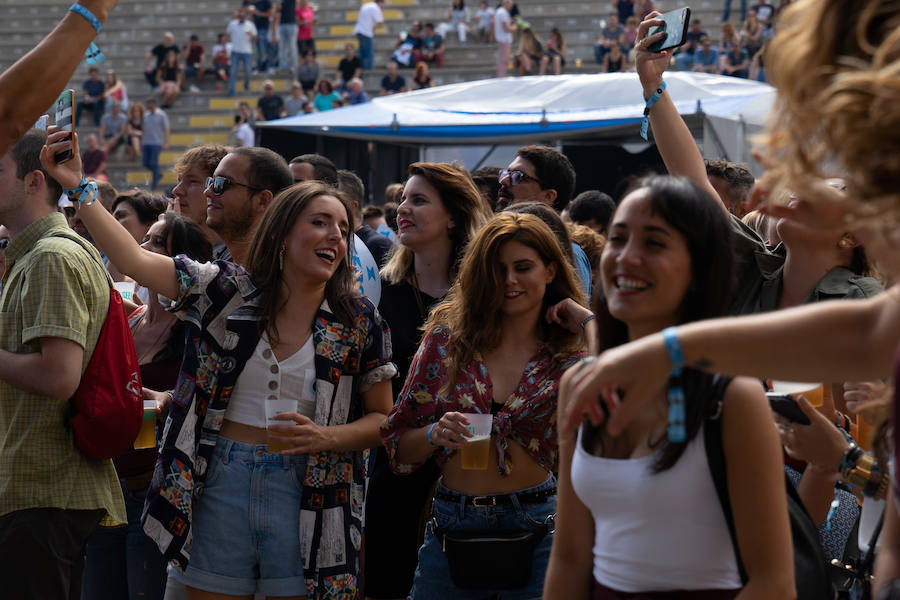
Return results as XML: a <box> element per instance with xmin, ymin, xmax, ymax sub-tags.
<box><xmin>63</xmin><ymin>177</ymin><xmax>99</xmax><ymax>207</ymax></box>
<box><xmin>640</xmin><ymin>80</ymin><xmax>667</xmax><ymax>141</ymax></box>
<box><xmin>69</xmin><ymin>3</ymin><xmax>102</xmax><ymax>33</ymax></box>
<box><xmin>426</xmin><ymin>422</ymin><xmax>438</xmax><ymax>446</ymax></box>
<box><xmin>661</xmin><ymin>326</ymin><xmax>685</xmax><ymax>373</ymax></box>
<box><xmin>580</xmin><ymin>314</ymin><xmax>596</xmax><ymax>330</ymax></box>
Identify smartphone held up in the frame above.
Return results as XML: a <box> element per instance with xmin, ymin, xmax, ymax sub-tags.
<box><xmin>54</xmin><ymin>89</ymin><xmax>76</xmax><ymax>164</ymax></box>
<box><xmin>648</xmin><ymin>7</ymin><xmax>691</xmax><ymax>53</ymax></box>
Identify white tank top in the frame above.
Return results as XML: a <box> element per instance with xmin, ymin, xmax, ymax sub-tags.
<box><xmin>570</xmin><ymin>426</ymin><xmax>742</xmax><ymax>592</ymax></box>
<box><xmin>225</xmin><ymin>334</ymin><xmax>316</xmax><ymax>427</ymax></box>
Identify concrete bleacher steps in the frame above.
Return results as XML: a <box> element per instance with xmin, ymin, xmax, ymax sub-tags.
<box><xmin>0</xmin><ymin>0</ymin><xmax>726</xmax><ymax>190</ymax></box>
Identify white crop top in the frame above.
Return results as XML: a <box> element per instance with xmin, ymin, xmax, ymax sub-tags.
<box><xmin>225</xmin><ymin>334</ymin><xmax>316</xmax><ymax>427</ymax></box>
<box><xmin>570</xmin><ymin>426</ymin><xmax>742</xmax><ymax>592</ymax></box>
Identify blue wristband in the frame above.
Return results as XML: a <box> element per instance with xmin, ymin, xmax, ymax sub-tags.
<box><xmin>661</xmin><ymin>326</ymin><xmax>684</xmax><ymax>374</ymax></box>
<box><xmin>426</xmin><ymin>422</ymin><xmax>438</xmax><ymax>446</ymax></box>
<box><xmin>69</xmin><ymin>4</ymin><xmax>102</xmax><ymax>33</ymax></box>
<box><xmin>64</xmin><ymin>177</ymin><xmax>99</xmax><ymax>207</ymax></box>
<box><xmin>639</xmin><ymin>80</ymin><xmax>667</xmax><ymax>141</ymax></box>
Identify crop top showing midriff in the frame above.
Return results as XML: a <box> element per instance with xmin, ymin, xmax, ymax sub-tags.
<box><xmin>225</xmin><ymin>334</ymin><xmax>315</xmax><ymax>428</ymax></box>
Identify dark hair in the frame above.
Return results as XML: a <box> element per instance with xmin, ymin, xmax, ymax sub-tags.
<box><xmin>362</xmin><ymin>205</ymin><xmax>384</xmax><ymax>219</ymax></box>
<box><xmin>502</xmin><ymin>202</ymin><xmax>575</xmax><ymax>267</ymax></box>
<box><xmin>144</xmin><ymin>212</ymin><xmax>213</xmax><ymax>362</ymax></box>
<box><xmin>247</xmin><ymin>181</ymin><xmax>358</xmax><ymax>341</ymax></box>
<box><xmin>112</xmin><ymin>190</ymin><xmax>168</xmax><ymax>225</ymax></box>
<box><xmin>588</xmin><ymin>176</ymin><xmax>735</xmax><ymax>472</ymax></box>
<box><xmin>336</xmin><ymin>169</ymin><xmax>364</xmax><ymax>207</ymax></box>
<box><xmin>230</xmin><ymin>147</ymin><xmax>293</xmax><ymax>195</ymax></box>
<box><xmin>704</xmin><ymin>159</ymin><xmax>755</xmax><ymax>213</ymax></box>
<box><xmin>424</xmin><ymin>22</ymin><xmax>435</xmax><ymax>30</ymax></box>
<box><xmin>290</xmin><ymin>153</ymin><xmax>338</xmax><ymax>186</ymax></box>
<box><xmin>383</xmin><ymin>201</ymin><xmax>399</xmax><ymax>234</ymax></box>
<box><xmin>10</xmin><ymin>129</ymin><xmax>62</xmax><ymax>205</ymax></box>
<box><xmin>471</xmin><ymin>165</ymin><xmax>501</xmax><ymax>211</ymax></box>
<box><xmin>515</xmin><ymin>145</ymin><xmax>576</xmax><ymax>212</ymax></box>
<box><xmin>569</xmin><ymin>190</ymin><xmax>616</xmax><ymax>232</ymax></box>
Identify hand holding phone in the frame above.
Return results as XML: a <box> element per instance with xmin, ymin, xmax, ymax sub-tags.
<box><xmin>766</xmin><ymin>393</ymin><xmax>811</xmax><ymax>425</ymax></box>
<box><xmin>647</xmin><ymin>7</ymin><xmax>691</xmax><ymax>53</ymax></box>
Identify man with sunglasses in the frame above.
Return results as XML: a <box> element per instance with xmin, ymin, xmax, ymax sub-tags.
<box><xmin>203</xmin><ymin>146</ymin><xmax>293</xmax><ymax>266</ymax></box>
<box><xmin>171</xmin><ymin>144</ymin><xmax>229</xmax><ymax>259</ymax></box>
<box><xmin>496</xmin><ymin>145</ymin><xmax>592</xmax><ymax>295</ymax></box>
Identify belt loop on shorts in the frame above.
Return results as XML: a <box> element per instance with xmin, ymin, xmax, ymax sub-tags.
<box><xmin>220</xmin><ymin>438</ymin><xmax>234</xmax><ymax>465</ymax></box>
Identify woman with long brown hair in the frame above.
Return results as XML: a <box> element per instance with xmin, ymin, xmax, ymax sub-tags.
<box><xmin>364</xmin><ymin>161</ymin><xmax>492</xmax><ymax>600</ymax></box>
<box><xmin>381</xmin><ymin>212</ymin><xmax>588</xmax><ymax>598</ymax></box>
<box><xmin>41</xmin><ymin>132</ymin><xmax>396</xmax><ymax>599</ymax></box>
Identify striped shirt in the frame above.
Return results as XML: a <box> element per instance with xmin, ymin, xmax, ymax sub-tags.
<box><xmin>0</xmin><ymin>212</ymin><xmax>125</xmax><ymax>524</ymax></box>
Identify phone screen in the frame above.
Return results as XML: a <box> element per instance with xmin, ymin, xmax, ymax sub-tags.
<box><xmin>54</xmin><ymin>89</ymin><xmax>75</xmax><ymax>164</ymax></box>
<box><xmin>648</xmin><ymin>7</ymin><xmax>691</xmax><ymax>52</ymax></box>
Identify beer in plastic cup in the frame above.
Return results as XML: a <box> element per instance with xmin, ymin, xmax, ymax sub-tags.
<box><xmin>770</xmin><ymin>381</ymin><xmax>824</xmax><ymax>408</ymax></box>
<box><xmin>459</xmin><ymin>413</ymin><xmax>493</xmax><ymax>470</ymax></box>
<box><xmin>856</xmin><ymin>415</ymin><xmax>874</xmax><ymax>451</ymax></box>
<box><xmin>134</xmin><ymin>399</ymin><xmax>157</xmax><ymax>449</ymax></box>
<box><xmin>266</xmin><ymin>398</ymin><xmax>297</xmax><ymax>453</ymax></box>
<box><xmin>114</xmin><ymin>280</ymin><xmax>135</xmax><ymax>303</ymax></box>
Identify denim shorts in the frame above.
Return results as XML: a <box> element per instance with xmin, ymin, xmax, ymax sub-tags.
<box><xmin>169</xmin><ymin>437</ymin><xmax>308</xmax><ymax>596</ymax></box>
<box><xmin>410</xmin><ymin>476</ymin><xmax>557</xmax><ymax>600</ymax></box>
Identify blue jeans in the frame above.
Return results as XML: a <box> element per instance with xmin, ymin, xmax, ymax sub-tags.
<box><xmin>410</xmin><ymin>476</ymin><xmax>556</xmax><ymax>600</ymax></box>
<box><xmin>76</xmin><ymin>98</ymin><xmax>106</xmax><ymax>127</ymax></box>
<box><xmin>721</xmin><ymin>0</ymin><xmax>747</xmax><ymax>22</ymax></box>
<box><xmin>256</xmin><ymin>27</ymin><xmax>275</xmax><ymax>71</ymax></box>
<box><xmin>169</xmin><ymin>438</ymin><xmax>309</xmax><ymax>597</ymax></box>
<box><xmin>278</xmin><ymin>23</ymin><xmax>299</xmax><ymax>71</ymax></box>
<box><xmin>141</xmin><ymin>144</ymin><xmax>161</xmax><ymax>189</ymax></box>
<box><xmin>357</xmin><ymin>33</ymin><xmax>374</xmax><ymax>70</ymax></box>
<box><xmin>229</xmin><ymin>51</ymin><xmax>252</xmax><ymax>96</ymax></box>
<box><xmin>81</xmin><ymin>482</ymin><xmax>168</xmax><ymax>600</ymax></box>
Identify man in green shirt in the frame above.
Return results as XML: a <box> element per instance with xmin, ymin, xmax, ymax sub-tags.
<box><xmin>0</xmin><ymin>129</ymin><xmax>125</xmax><ymax>598</ymax></box>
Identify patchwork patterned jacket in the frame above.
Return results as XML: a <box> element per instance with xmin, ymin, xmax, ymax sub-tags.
<box><xmin>141</xmin><ymin>257</ymin><xmax>396</xmax><ymax>599</ymax></box>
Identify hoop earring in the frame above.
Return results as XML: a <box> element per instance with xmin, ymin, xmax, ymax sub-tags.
<box><xmin>279</xmin><ymin>246</ymin><xmax>285</xmax><ymax>270</ymax></box>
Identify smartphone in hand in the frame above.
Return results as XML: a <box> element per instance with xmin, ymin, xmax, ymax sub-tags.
<box><xmin>53</xmin><ymin>89</ymin><xmax>76</xmax><ymax>164</ymax></box>
<box><xmin>648</xmin><ymin>7</ymin><xmax>691</xmax><ymax>53</ymax></box>
<box><xmin>766</xmin><ymin>393</ymin><xmax>811</xmax><ymax>425</ymax></box>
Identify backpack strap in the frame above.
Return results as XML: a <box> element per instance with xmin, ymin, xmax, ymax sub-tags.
<box><xmin>48</xmin><ymin>229</ymin><xmax>114</xmax><ymax>289</ymax></box>
<box><xmin>702</xmin><ymin>374</ymin><xmax>750</xmax><ymax>585</ymax></box>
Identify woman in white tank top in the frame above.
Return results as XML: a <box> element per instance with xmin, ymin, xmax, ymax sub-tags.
<box><xmin>543</xmin><ymin>174</ymin><xmax>794</xmax><ymax>598</ymax></box>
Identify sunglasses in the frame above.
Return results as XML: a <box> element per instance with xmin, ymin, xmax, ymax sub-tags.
<box><xmin>499</xmin><ymin>169</ymin><xmax>544</xmax><ymax>187</ymax></box>
<box><xmin>0</xmin><ymin>239</ymin><xmax>8</xmax><ymax>251</ymax></box>
<box><xmin>205</xmin><ymin>176</ymin><xmax>263</xmax><ymax>196</ymax></box>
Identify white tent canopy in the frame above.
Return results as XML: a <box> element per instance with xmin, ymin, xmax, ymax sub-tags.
<box><xmin>258</xmin><ymin>72</ymin><xmax>775</xmax><ymax>150</ymax></box>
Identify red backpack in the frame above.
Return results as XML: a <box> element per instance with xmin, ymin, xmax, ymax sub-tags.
<box><xmin>54</xmin><ymin>232</ymin><xmax>143</xmax><ymax>459</ymax></box>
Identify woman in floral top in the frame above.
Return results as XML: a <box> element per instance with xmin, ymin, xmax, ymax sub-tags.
<box><xmin>381</xmin><ymin>212</ymin><xmax>588</xmax><ymax>599</ymax></box>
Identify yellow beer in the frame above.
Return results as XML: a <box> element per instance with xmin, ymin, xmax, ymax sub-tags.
<box><xmin>268</xmin><ymin>434</ymin><xmax>294</xmax><ymax>454</ymax></box>
<box><xmin>460</xmin><ymin>434</ymin><xmax>491</xmax><ymax>470</ymax></box>
<box><xmin>134</xmin><ymin>401</ymin><xmax>157</xmax><ymax>449</ymax></box>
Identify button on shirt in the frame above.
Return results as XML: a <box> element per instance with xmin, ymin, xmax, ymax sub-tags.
<box><xmin>227</xmin><ymin>18</ymin><xmax>259</xmax><ymax>54</ymax></box>
<box><xmin>353</xmin><ymin>1</ymin><xmax>384</xmax><ymax>37</ymax></box>
<box><xmin>0</xmin><ymin>213</ymin><xmax>125</xmax><ymax>524</ymax></box>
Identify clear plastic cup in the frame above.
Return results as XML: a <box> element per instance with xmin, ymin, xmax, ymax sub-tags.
<box><xmin>265</xmin><ymin>398</ymin><xmax>297</xmax><ymax>453</ymax></box>
<box><xmin>133</xmin><ymin>399</ymin><xmax>157</xmax><ymax>449</ymax></box>
<box><xmin>459</xmin><ymin>413</ymin><xmax>493</xmax><ymax>470</ymax></box>
<box><xmin>770</xmin><ymin>381</ymin><xmax>824</xmax><ymax>407</ymax></box>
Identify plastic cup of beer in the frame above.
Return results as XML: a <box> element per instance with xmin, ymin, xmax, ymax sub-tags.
<box><xmin>134</xmin><ymin>400</ymin><xmax>157</xmax><ymax>449</ymax></box>
<box><xmin>856</xmin><ymin>415</ymin><xmax>874</xmax><ymax>451</ymax></box>
<box><xmin>265</xmin><ymin>397</ymin><xmax>296</xmax><ymax>453</ymax></box>
<box><xmin>459</xmin><ymin>413</ymin><xmax>493</xmax><ymax>470</ymax></box>
<box><xmin>770</xmin><ymin>380</ymin><xmax>824</xmax><ymax>408</ymax></box>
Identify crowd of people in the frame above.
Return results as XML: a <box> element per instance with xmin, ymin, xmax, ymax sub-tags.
<box><xmin>3</xmin><ymin>1</ymin><xmax>900</xmax><ymax>600</ymax></box>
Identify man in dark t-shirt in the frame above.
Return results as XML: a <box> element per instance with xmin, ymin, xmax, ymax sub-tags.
<box><xmin>75</xmin><ymin>67</ymin><xmax>106</xmax><ymax>127</ymax></box>
<box><xmin>244</xmin><ymin>0</ymin><xmax>275</xmax><ymax>71</ymax></box>
<box><xmin>256</xmin><ymin>80</ymin><xmax>285</xmax><ymax>120</ymax></box>
<box><xmin>380</xmin><ymin>61</ymin><xmax>407</xmax><ymax>95</ymax></box>
<box><xmin>144</xmin><ymin>32</ymin><xmax>180</xmax><ymax>88</ymax></box>
<box><xmin>337</xmin><ymin>43</ymin><xmax>363</xmax><ymax>92</ymax></box>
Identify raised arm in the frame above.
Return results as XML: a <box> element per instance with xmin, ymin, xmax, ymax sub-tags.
<box><xmin>40</xmin><ymin>128</ymin><xmax>179</xmax><ymax>299</ymax></box>
<box><xmin>636</xmin><ymin>13</ymin><xmax>727</xmax><ymax>215</ymax></box>
<box><xmin>0</xmin><ymin>0</ymin><xmax>119</xmax><ymax>155</ymax></box>
<box><xmin>561</xmin><ymin>285</ymin><xmax>900</xmax><ymax>435</ymax></box>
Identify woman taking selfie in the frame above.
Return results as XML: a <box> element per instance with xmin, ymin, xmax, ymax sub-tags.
<box><xmin>41</xmin><ymin>135</ymin><xmax>396</xmax><ymax>600</ymax></box>
<box><xmin>381</xmin><ymin>212</ymin><xmax>587</xmax><ymax>599</ymax></box>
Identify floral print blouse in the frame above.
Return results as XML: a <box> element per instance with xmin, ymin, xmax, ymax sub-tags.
<box><xmin>381</xmin><ymin>326</ymin><xmax>584</xmax><ymax>476</ymax></box>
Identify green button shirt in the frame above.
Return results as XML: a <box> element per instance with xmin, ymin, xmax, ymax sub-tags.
<box><xmin>0</xmin><ymin>212</ymin><xmax>125</xmax><ymax>525</ymax></box>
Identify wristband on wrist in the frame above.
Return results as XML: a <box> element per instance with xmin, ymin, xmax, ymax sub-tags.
<box><xmin>63</xmin><ymin>177</ymin><xmax>99</xmax><ymax>207</ymax></box>
<box><xmin>661</xmin><ymin>327</ymin><xmax>686</xmax><ymax>442</ymax></box>
<box><xmin>639</xmin><ymin>80</ymin><xmax>667</xmax><ymax>141</ymax></box>
<box><xmin>426</xmin><ymin>422</ymin><xmax>438</xmax><ymax>446</ymax></box>
<box><xmin>68</xmin><ymin>4</ymin><xmax>106</xmax><ymax>64</ymax></box>
<box><xmin>580</xmin><ymin>314</ymin><xmax>596</xmax><ymax>330</ymax></box>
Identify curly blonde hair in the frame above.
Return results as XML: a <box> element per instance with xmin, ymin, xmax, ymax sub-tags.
<box><xmin>764</xmin><ymin>0</ymin><xmax>900</xmax><ymax>223</ymax></box>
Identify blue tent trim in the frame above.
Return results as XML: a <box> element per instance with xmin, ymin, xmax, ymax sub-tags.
<box><xmin>316</xmin><ymin>118</ymin><xmax>639</xmax><ymax>139</ymax></box>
